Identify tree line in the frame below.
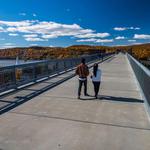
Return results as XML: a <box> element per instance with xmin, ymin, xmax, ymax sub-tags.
<box><xmin>0</xmin><ymin>44</ymin><xmax>149</xmax><ymax>61</ymax></box>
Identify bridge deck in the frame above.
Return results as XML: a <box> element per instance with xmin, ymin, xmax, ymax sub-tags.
<box><xmin>0</xmin><ymin>54</ymin><xmax>150</xmax><ymax>150</ymax></box>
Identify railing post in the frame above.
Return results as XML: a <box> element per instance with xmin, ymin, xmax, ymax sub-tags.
<box><xmin>64</xmin><ymin>60</ymin><xmax>67</xmax><ymax>71</ymax></box>
<box><xmin>33</xmin><ymin>64</ymin><xmax>36</xmax><ymax>82</ymax></box>
<box><xmin>46</xmin><ymin>61</ymin><xmax>49</xmax><ymax>77</ymax></box>
<box><xmin>13</xmin><ymin>66</ymin><xmax>17</xmax><ymax>89</ymax></box>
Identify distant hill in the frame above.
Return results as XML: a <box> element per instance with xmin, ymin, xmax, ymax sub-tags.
<box><xmin>115</xmin><ymin>43</ymin><xmax>150</xmax><ymax>60</ymax></box>
<box><xmin>0</xmin><ymin>43</ymin><xmax>150</xmax><ymax>60</ymax></box>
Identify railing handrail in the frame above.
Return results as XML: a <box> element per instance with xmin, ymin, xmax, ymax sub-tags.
<box><xmin>127</xmin><ymin>53</ymin><xmax>150</xmax><ymax>76</ymax></box>
<box><xmin>0</xmin><ymin>53</ymin><xmax>101</xmax><ymax>69</ymax></box>
<box><xmin>127</xmin><ymin>53</ymin><xmax>150</xmax><ymax>116</ymax></box>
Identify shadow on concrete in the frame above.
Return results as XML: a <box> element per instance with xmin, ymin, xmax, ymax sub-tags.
<box><xmin>98</xmin><ymin>95</ymin><xmax>144</xmax><ymax>103</ymax></box>
<box><xmin>105</xmin><ymin>55</ymin><xmax>116</xmax><ymax>63</ymax></box>
<box><xmin>78</xmin><ymin>94</ymin><xmax>96</xmax><ymax>100</ymax></box>
<box><xmin>79</xmin><ymin>97</ymin><xmax>96</xmax><ymax>100</ymax></box>
<box><xmin>0</xmin><ymin>74</ymin><xmax>75</xmax><ymax>115</ymax></box>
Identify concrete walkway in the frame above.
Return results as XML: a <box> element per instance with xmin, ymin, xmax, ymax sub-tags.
<box><xmin>0</xmin><ymin>54</ymin><xmax>150</xmax><ymax>150</ymax></box>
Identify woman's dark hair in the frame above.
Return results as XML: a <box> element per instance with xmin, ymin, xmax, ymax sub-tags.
<box><xmin>93</xmin><ymin>63</ymin><xmax>98</xmax><ymax>77</ymax></box>
<box><xmin>81</xmin><ymin>58</ymin><xmax>85</xmax><ymax>64</ymax></box>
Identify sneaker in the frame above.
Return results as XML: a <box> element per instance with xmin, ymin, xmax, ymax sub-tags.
<box><xmin>84</xmin><ymin>93</ymin><xmax>90</xmax><ymax>96</ymax></box>
<box><xmin>95</xmin><ymin>95</ymin><xmax>98</xmax><ymax>99</ymax></box>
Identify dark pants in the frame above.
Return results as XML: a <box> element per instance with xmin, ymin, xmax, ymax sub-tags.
<box><xmin>78</xmin><ymin>79</ymin><xmax>87</xmax><ymax>96</ymax></box>
<box><xmin>92</xmin><ymin>81</ymin><xmax>101</xmax><ymax>96</ymax></box>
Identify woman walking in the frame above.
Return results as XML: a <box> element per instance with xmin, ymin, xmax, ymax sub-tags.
<box><xmin>91</xmin><ymin>63</ymin><xmax>102</xmax><ymax>99</ymax></box>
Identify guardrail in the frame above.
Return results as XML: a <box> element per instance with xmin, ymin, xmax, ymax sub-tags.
<box><xmin>127</xmin><ymin>54</ymin><xmax>150</xmax><ymax>114</ymax></box>
<box><xmin>0</xmin><ymin>53</ymin><xmax>114</xmax><ymax>93</ymax></box>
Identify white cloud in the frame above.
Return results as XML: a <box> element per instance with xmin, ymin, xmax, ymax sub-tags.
<box><xmin>134</xmin><ymin>34</ymin><xmax>150</xmax><ymax>39</ymax></box>
<box><xmin>23</xmin><ymin>34</ymin><xmax>38</xmax><ymax>38</ymax></box>
<box><xmin>0</xmin><ymin>20</ymin><xmax>34</xmax><ymax>27</ymax></box>
<box><xmin>0</xmin><ymin>20</ymin><xmax>113</xmax><ymax>44</ymax></box>
<box><xmin>114</xmin><ymin>27</ymin><xmax>126</xmax><ymax>31</ymax></box>
<box><xmin>42</xmin><ymin>34</ymin><xmax>58</xmax><ymax>39</ymax></box>
<box><xmin>128</xmin><ymin>40</ymin><xmax>136</xmax><ymax>42</ymax></box>
<box><xmin>77</xmin><ymin>38</ymin><xmax>97</xmax><ymax>42</ymax></box>
<box><xmin>9</xmin><ymin>33</ymin><xmax>19</xmax><ymax>36</ymax></box>
<box><xmin>75</xmin><ymin>33</ymin><xmax>110</xmax><ymax>38</ymax></box>
<box><xmin>19</xmin><ymin>13</ymin><xmax>26</xmax><ymax>16</ymax></box>
<box><xmin>95</xmin><ymin>39</ymin><xmax>114</xmax><ymax>43</ymax></box>
<box><xmin>25</xmin><ymin>37</ymin><xmax>47</xmax><ymax>41</ymax></box>
<box><xmin>77</xmin><ymin>38</ymin><xmax>114</xmax><ymax>43</ymax></box>
<box><xmin>115</xmin><ymin>36</ymin><xmax>125</xmax><ymax>40</ymax></box>
<box><xmin>0</xmin><ymin>21</ymin><xmax>93</xmax><ymax>39</ymax></box>
<box><xmin>114</xmin><ymin>27</ymin><xmax>140</xmax><ymax>31</ymax></box>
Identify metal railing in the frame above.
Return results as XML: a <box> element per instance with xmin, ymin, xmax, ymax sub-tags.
<box><xmin>0</xmin><ymin>53</ymin><xmax>114</xmax><ymax>93</ymax></box>
<box><xmin>127</xmin><ymin>54</ymin><xmax>150</xmax><ymax>113</ymax></box>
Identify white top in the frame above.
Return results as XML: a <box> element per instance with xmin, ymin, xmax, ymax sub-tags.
<box><xmin>91</xmin><ymin>69</ymin><xmax>102</xmax><ymax>82</ymax></box>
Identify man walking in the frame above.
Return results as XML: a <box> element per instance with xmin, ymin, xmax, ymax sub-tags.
<box><xmin>75</xmin><ymin>58</ymin><xmax>89</xmax><ymax>99</ymax></box>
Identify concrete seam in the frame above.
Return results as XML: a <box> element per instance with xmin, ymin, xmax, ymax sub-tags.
<box><xmin>9</xmin><ymin>111</ymin><xmax>150</xmax><ymax>131</ymax></box>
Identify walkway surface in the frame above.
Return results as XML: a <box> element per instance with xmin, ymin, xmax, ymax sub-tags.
<box><xmin>0</xmin><ymin>54</ymin><xmax>150</xmax><ymax>150</ymax></box>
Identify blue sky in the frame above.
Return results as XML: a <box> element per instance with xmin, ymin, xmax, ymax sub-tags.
<box><xmin>0</xmin><ymin>0</ymin><xmax>150</xmax><ymax>48</ymax></box>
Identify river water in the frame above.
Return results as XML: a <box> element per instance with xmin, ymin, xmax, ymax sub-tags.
<box><xmin>0</xmin><ymin>59</ymin><xmax>38</xmax><ymax>67</ymax></box>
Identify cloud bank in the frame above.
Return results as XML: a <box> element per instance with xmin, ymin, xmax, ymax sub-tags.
<box><xmin>115</xmin><ymin>36</ymin><xmax>125</xmax><ymax>40</ymax></box>
<box><xmin>114</xmin><ymin>27</ymin><xmax>140</xmax><ymax>31</ymax></box>
<box><xmin>134</xmin><ymin>34</ymin><xmax>150</xmax><ymax>39</ymax></box>
<box><xmin>0</xmin><ymin>20</ymin><xmax>111</xmax><ymax>42</ymax></box>
<box><xmin>77</xmin><ymin>38</ymin><xmax>113</xmax><ymax>43</ymax></box>
<box><xmin>0</xmin><ymin>20</ymin><xmax>146</xmax><ymax>46</ymax></box>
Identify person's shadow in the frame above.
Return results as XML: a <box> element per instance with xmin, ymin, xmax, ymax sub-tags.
<box><xmin>79</xmin><ymin>94</ymin><xmax>96</xmax><ymax>100</ymax></box>
<box><xmin>98</xmin><ymin>95</ymin><xmax>143</xmax><ymax>103</ymax></box>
